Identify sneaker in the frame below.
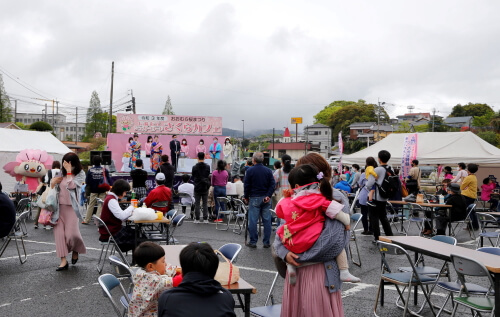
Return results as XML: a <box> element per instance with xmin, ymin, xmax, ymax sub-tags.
<box><xmin>193</xmin><ymin>220</ymin><xmax>200</xmax><ymax>224</ymax></box>
<box><xmin>81</xmin><ymin>221</ymin><xmax>89</xmax><ymax>225</ymax></box>
<box><xmin>34</xmin><ymin>224</ymin><xmax>39</xmax><ymax>229</ymax></box>
<box><xmin>44</xmin><ymin>226</ymin><xmax>53</xmax><ymax>230</ymax></box>
<box><xmin>214</xmin><ymin>219</ymin><xmax>223</xmax><ymax>223</ymax></box>
<box><xmin>246</xmin><ymin>243</ymin><xmax>257</xmax><ymax>248</ymax></box>
<box><xmin>263</xmin><ymin>244</ymin><xmax>271</xmax><ymax>248</ymax></box>
<box><xmin>203</xmin><ymin>220</ymin><xmax>209</xmax><ymax>224</ymax></box>
<box><xmin>367</xmin><ymin>201</ymin><xmax>376</xmax><ymax>207</ymax></box>
<box><xmin>361</xmin><ymin>231</ymin><xmax>373</xmax><ymax>235</ymax></box>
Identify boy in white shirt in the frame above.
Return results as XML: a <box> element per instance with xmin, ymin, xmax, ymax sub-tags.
<box><xmin>178</xmin><ymin>174</ymin><xmax>195</xmax><ymax>220</ymax></box>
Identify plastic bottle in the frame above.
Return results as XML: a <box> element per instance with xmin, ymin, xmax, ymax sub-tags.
<box><xmin>438</xmin><ymin>195</ymin><xmax>444</xmax><ymax>204</ymax></box>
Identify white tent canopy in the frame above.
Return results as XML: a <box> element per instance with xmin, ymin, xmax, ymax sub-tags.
<box><xmin>342</xmin><ymin>132</ymin><xmax>500</xmax><ymax>167</ymax></box>
<box><xmin>0</xmin><ymin>129</ymin><xmax>72</xmax><ymax>191</ymax></box>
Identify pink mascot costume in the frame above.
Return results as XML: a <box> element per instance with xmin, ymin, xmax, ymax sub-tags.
<box><xmin>3</xmin><ymin>149</ymin><xmax>54</xmax><ymax>192</ymax></box>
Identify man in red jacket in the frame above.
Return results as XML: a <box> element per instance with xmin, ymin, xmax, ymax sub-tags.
<box><xmin>144</xmin><ymin>173</ymin><xmax>172</xmax><ymax>214</ymax></box>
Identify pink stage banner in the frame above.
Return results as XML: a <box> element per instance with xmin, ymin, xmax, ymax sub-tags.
<box><xmin>116</xmin><ymin>114</ymin><xmax>223</xmax><ymax>135</ymax></box>
<box><xmin>400</xmin><ymin>133</ymin><xmax>418</xmax><ymax>179</ymax></box>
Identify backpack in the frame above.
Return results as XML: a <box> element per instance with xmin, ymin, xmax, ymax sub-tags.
<box><xmin>377</xmin><ymin>166</ymin><xmax>399</xmax><ymax>199</ymax></box>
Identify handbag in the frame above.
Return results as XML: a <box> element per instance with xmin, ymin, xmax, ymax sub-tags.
<box><xmin>38</xmin><ymin>208</ymin><xmax>54</xmax><ymax>226</ymax></box>
<box><xmin>214</xmin><ymin>250</ymin><xmax>240</xmax><ymax>285</ymax></box>
<box><xmin>97</xmin><ymin>168</ymin><xmax>111</xmax><ymax>192</ymax></box>
<box><xmin>401</xmin><ymin>183</ymin><xmax>409</xmax><ymax>197</ymax></box>
<box><xmin>45</xmin><ymin>187</ymin><xmax>59</xmax><ymax>212</ymax></box>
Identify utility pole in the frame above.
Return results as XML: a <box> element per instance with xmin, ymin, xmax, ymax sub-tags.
<box><xmin>272</xmin><ymin>128</ymin><xmax>275</xmax><ymax>158</ymax></box>
<box><xmin>130</xmin><ymin>89</ymin><xmax>136</xmax><ymax>114</ymax></box>
<box><xmin>377</xmin><ymin>99</ymin><xmax>385</xmax><ymax>142</ymax></box>
<box><xmin>75</xmin><ymin>107</ymin><xmax>78</xmax><ymax>144</ymax></box>
<box><xmin>109</xmin><ymin>61</ymin><xmax>114</xmax><ymax>133</ymax></box>
<box><xmin>431</xmin><ymin>108</ymin><xmax>436</xmax><ymax>132</ymax></box>
<box><xmin>45</xmin><ymin>104</ymin><xmax>47</xmax><ymax>122</ymax></box>
<box><xmin>14</xmin><ymin>99</ymin><xmax>17</xmax><ymax>123</ymax></box>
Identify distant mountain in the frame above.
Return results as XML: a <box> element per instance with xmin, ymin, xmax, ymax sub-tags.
<box><xmin>222</xmin><ymin>128</ymin><xmax>284</xmax><ymax>138</ymax></box>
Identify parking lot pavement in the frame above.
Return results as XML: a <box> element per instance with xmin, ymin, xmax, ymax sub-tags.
<box><xmin>0</xmin><ymin>214</ymin><xmax>481</xmax><ymax>317</ymax></box>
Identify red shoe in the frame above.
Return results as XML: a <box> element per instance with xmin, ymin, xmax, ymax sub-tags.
<box><xmin>214</xmin><ymin>219</ymin><xmax>223</xmax><ymax>223</ymax></box>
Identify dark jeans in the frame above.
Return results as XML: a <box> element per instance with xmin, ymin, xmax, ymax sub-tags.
<box><xmin>369</xmin><ymin>200</ymin><xmax>393</xmax><ymax>240</ymax></box>
<box><xmin>213</xmin><ymin>185</ymin><xmax>227</xmax><ymax>216</ymax></box>
<box><xmin>360</xmin><ymin>204</ymin><xmax>370</xmax><ymax>232</ymax></box>
<box><xmin>463</xmin><ymin>195</ymin><xmax>479</xmax><ymax>230</ymax></box>
<box><xmin>194</xmin><ymin>192</ymin><xmax>208</xmax><ymax>220</ymax></box>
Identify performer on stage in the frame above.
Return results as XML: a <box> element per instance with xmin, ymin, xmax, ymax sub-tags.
<box><xmin>150</xmin><ymin>135</ymin><xmax>163</xmax><ymax>173</ymax></box>
<box><xmin>209</xmin><ymin>137</ymin><xmax>222</xmax><ymax>171</ymax></box>
<box><xmin>170</xmin><ymin>134</ymin><xmax>181</xmax><ymax>172</ymax></box>
<box><xmin>196</xmin><ymin>139</ymin><xmax>207</xmax><ymax>157</ymax></box>
<box><xmin>145</xmin><ymin>135</ymin><xmax>153</xmax><ymax>158</ymax></box>
<box><xmin>129</xmin><ymin>133</ymin><xmax>142</xmax><ymax>171</ymax></box>
<box><xmin>181</xmin><ymin>138</ymin><xmax>189</xmax><ymax>158</ymax></box>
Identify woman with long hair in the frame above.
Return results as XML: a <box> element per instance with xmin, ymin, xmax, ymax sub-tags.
<box><xmin>150</xmin><ymin>135</ymin><xmax>163</xmax><ymax>173</ymax></box>
<box><xmin>223</xmin><ymin>137</ymin><xmax>233</xmax><ymax>169</ymax></box>
<box><xmin>211</xmin><ymin>159</ymin><xmax>228</xmax><ymax>222</ymax></box>
<box><xmin>50</xmin><ymin>152</ymin><xmax>87</xmax><ymax>271</ymax></box>
<box><xmin>145</xmin><ymin>135</ymin><xmax>153</xmax><ymax>158</ymax></box>
<box><xmin>129</xmin><ymin>133</ymin><xmax>142</xmax><ymax>171</ymax></box>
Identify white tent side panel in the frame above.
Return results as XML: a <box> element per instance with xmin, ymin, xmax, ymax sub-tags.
<box><xmin>0</xmin><ymin>129</ymin><xmax>71</xmax><ymax>192</ymax></box>
<box><xmin>342</xmin><ymin>132</ymin><xmax>500</xmax><ymax>167</ymax></box>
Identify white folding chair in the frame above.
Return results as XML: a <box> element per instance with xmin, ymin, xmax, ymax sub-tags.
<box><xmin>250</xmin><ymin>272</ymin><xmax>281</xmax><ymax>317</ymax></box>
<box><xmin>476</xmin><ymin>212</ymin><xmax>500</xmax><ymax>248</ymax></box>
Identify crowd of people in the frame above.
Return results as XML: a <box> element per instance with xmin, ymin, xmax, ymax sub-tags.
<box><xmin>4</xmin><ymin>142</ymin><xmax>500</xmax><ymax>317</ymax></box>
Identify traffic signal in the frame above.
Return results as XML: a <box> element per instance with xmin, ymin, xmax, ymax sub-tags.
<box><xmin>125</xmin><ymin>104</ymin><xmax>132</xmax><ymax>112</ymax></box>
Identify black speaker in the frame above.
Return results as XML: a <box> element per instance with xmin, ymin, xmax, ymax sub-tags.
<box><xmin>263</xmin><ymin>152</ymin><xmax>270</xmax><ymax>166</ymax></box>
<box><xmin>101</xmin><ymin>151</ymin><xmax>112</xmax><ymax>165</ymax></box>
<box><xmin>90</xmin><ymin>151</ymin><xmax>112</xmax><ymax>165</ymax></box>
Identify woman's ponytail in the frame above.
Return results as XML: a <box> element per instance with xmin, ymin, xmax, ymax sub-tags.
<box><xmin>319</xmin><ymin>177</ymin><xmax>333</xmax><ymax>201</ymax></box>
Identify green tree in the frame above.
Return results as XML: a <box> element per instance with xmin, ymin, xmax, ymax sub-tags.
<box><xmin>330</xmin><ymin>103</ymin><xmax>386</xmax><ymax>136</ymax></box>
<box><xmin>477</xmin><ymin>131</ymin><xmax>499</xmax><ymax>147</ymax></box>
<box><xmin>84</xmin><ymin>91</ymin><xmax>107</xmax><ymax>140</ymax></box>
<box><xmin>0</xmin><ymin>74</ymin><xmax>13</xmax><ymax>122</ymax></box>
<box><xmin>344</xmin><ymin>140</ymin><xmax>366</xmax><ymax>154</ymax></box>
<box><xmin>30</xmin><ymin>121</ymin><xmax>53</xmax><ymax>131</ymax></box>
<box><xmin>314</xmin><ymin>100</ymin><xmax>371</xmax><ymax>126</ymax></box>
<box><xmin>450</xmin><ymin>102</ymin><xmax>494</xmax><ymax>117</ymax></box>
<box><xmin>15</xmin><ymin>122</ymin><xmax>29</xmax><ymax>130</ymax></box>
<box><xmin>162</xmin><ymin>95</ymin><xmax>175</xmax><ymax>115</ymax></box>
<box><xmin>472</xmin><ymin>112</ymin><xmax>494</xmax><ymax>127</ymax></box>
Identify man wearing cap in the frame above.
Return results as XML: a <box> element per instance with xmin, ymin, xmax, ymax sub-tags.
<box><xmin>434</xmin><ymin>183</ymin><xmax>467</xmax><ymax>235</ymax></box>
<box><xmin>144</xmin><ymin>173</ymin><xmax>172</xmax><ymax>214</ymax></box>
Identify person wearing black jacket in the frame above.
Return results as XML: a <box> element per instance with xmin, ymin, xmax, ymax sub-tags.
<box><xmin>83</xmin><ymin>156</ymin><xmax>111</xmax><ymax>224</ymax></box>
<box><xmin>169</xmin><ymin>134</ymin><xmax>181</xmax><ymax>172</ymax></box>
<box><xmin>158</xmin><ymin>242</ymin><xmax>235</xmax><ymax>317</ymax></box>
<box><xmin>157</xmin><ymin>155</ymin><xmax>175</xmax><ymax>189</ymax></box>
<box><xmin>191</xmin><ymin>152</ymin><xmax>210</xmax><ymax>223</ymax></box>
<box><xmin>434</xmin><ymin>183</ymin><xmax>467</xmax><ymax>235</ymax></box>
<box><xmin>0</xmin><ymin>182</ymin><xmax>16</xmax><ymax>238</ymax></box>
<box><xmin>130</xmin><ymin>159</ymin><xmax>148</xmax><ymax>200</ymax></box>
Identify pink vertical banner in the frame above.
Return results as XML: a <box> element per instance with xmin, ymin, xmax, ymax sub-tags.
<box><xmin>400</xmin><ymin>133</ymin><xmax>418</xmax><ymax>179</ymax></box>
<box><xmin>337</xmin><ymin>132</ymin><xmax>343</xmax><ymax>172</ymax></box>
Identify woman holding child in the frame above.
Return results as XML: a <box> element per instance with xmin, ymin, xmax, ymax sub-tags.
<box><xmin>273</xmin><ymin>152</ymin><xmax>352</xmax><ymax>316</ymax></box>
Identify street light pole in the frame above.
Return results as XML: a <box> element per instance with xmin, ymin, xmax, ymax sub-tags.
<box><xmin>377</xmin><ymin>99</ymin><xmax>385</xmax><ymax>142</ymax></box>
<box><xmin>241</xmin><ymin>119</ymin><xmax>245</xmax><ymax>157</ymax></box>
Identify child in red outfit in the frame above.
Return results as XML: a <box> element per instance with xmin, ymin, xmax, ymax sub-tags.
<box><xmin>276</xmin><ymin>164</ymin><xmax>360</xmax><ymax>284</ymax></box>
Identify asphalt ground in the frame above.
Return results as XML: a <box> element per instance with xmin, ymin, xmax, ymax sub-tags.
<box><xmin>0</xmin><ymin>207</ymin><xmax>492</xmax><ymax>317</ymax></box>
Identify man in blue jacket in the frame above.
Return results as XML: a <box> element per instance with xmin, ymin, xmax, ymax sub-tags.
<box><xmin>243</xmin><ymin>152</ymin><xmax>275</xmax><ymax>248</ymax></box>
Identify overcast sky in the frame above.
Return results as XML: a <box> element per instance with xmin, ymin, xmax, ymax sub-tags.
<box><xmin>1</xmin><ymin>1</ymin><xmax>500</xmax><ymax>132</ymax></box>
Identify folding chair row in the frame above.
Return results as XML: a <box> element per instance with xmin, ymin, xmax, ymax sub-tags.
<box><xmin>94</xmin><ymin>215</ymin><xmax>131</xmax><ymax>274</ymax></box>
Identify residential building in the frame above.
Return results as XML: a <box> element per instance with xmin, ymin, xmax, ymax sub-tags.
<box><xmin>371</xmin><ymin>124</ymin><xmax>395</xmax><ymax>142</ymax></box>
<box><xmin>396</xmin><ymin>113</ymin><xmax>431</xmax><ymax>122</ymax></box>
<box><xmin>0</xmin><ymin>122</ymin><xmax>21</xmax><ymax>130</ymax></box>
<box><xmin>444</xmin><ymin>116</ymin><xmax>473</xmax><ymax>128</ymax></box>
<box><xmin>304</xmin><ymin>123</ymin><xmax>332</xmax><ymax>158</ymax></box>
<box><xmin>349</xmin><ymin>122</ymin><xmax>376</xmax><ymax>140</ymax></box>
<box><xmin>266</xmin><ymin>142</ymin><xmax>312</xmax><ymax>161</ymax></box>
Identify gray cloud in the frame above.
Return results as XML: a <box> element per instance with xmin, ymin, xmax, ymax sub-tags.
<box><xmin>1</xmin><ymin>0</ymin><xmax>500</xmax><ymax>131</ymax></box>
